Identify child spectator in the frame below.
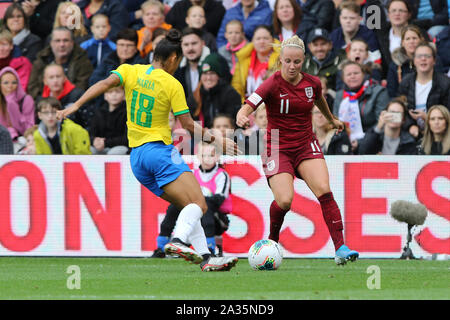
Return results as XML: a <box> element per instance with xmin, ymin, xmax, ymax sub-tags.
<box><xmin>330</xmin><ymin>1</ymin><xmax>382</xmax><ymax>67</ymax></box>
<box><xmin>245</xmin><ymin>103</ymin><xmax>267</xmax><ymax>155</ymax></box>
<box><xmin>136</xmin><ymin>0</ymin><xmax>172</xmax><ymax>59</ymax></box>
<box><xmin>18</xmin><ymin>125</ymin><xmax>38</xmax><ymax>155</ymax></box>
<box><xmin>34</xmin><ymin>97</ymin><xmax>91</xmax><ymax>155</ymax></box>
<box><xmin>152</xmin><ymin>141</ymin><xmax>232</xmax><ymax>257</ymax></box>
<box><xmin>165</xmin><ymin>0</ymin><xmax>226</xmax><ymax>38</ymax></box>
<box><xmin>0</xmin><ymin>30</ymin><xmax>32</xmax><ymax>91</ymax></box>
<box><xmin>89</xmin><ymin>86</ymin><xmax>129</xmax><ymax>155</ymax></box>
<box><xmin>336</xmin><ymin>38</ymin><xmax>382</xmax><ymax>90</ymax></box>
<box><xmin>358</xmin><ymin>97</ymin><xmax>417</xmax><ymax>155</ymax></box>
<box><xmin>250</xmin><ymin>103</ymin><xmax>267</xmax><ymax>133</ymax></box>
<box><xmin>218</xmin><ymin>19</ymin><xmax>247</xmax><ymax>75</ymax></box>
<box><xmin>212</xmin><ymin>113</ymin><xmax>235</xmax><ymax>139</ymax></box>
<box><xmin>0</xmin><ymin>67</ymin><xmax>34</xmax><ymax>144</ymax></box>
<box><xmin>185</xmin><ymin>5</ymin><xmax>217</xmax><ymax>52</ymax></box>
<box><xmin>80</xmin><ymin>14</ymin><xmax>117</xmax><ymax>69</ymax></box>
<box><xmin>347</xmin><ymin>38</ymin><xmax>381</xmax><ymax>81</ymax></box>
<box><xmin>212</xmin><ymin>113</ymin><xmax>249</xmax><ymax>155</ymax></box>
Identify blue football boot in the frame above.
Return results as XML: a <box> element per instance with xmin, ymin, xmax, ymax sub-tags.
<box><xmin>335</xmin><ymin>245</ymin><xmax>359</xmax><ymax>265</ymax></box>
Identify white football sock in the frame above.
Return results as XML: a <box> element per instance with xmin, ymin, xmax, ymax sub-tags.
<box><xmin>172</xmin><ymin>203</ymin><xmax>203</xmax><ymax>243</ymax></box>
<box><xmin>188</xmin><ymin>220</ymin><xmax>210</xmax><ymax>257</ymax></box>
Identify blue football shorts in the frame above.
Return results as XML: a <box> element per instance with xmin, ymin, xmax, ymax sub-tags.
<box><xmin>130</xmin><ymin>141</ymin><xmax>191</xmax><ymax>197</ymax></box>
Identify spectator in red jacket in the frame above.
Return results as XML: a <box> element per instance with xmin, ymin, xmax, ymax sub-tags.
<box><xmin>37</xmin><ymin>63</ymin><xmax>95</xmax><ymax>131</ymax></box>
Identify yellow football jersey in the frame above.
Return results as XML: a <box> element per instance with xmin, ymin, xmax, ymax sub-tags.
<box><xmin>111</xmin><ymin>64</ymin><xmax>189</xmax><ymax>148</ymax></box>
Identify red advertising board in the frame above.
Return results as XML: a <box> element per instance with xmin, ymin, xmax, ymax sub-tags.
<box><xmin>0</xmin><ymin>156</ymin><xmax>448</xmax><ymax>257</ymax></box>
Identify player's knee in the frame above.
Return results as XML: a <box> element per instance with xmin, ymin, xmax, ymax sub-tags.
<box><xmin>276</xmin><ymin>197</ymin><xmax>292</xmax><ymax>211</ymax></box>
<box><xmin>315</xmin><ymin>184</ymin><xmax>331</xmax><ymax>197</ymax></box>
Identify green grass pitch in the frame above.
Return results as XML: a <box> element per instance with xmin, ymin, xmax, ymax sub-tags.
<box><xmin>0</xmin><ymin>257</ymin><xmax>448</xmax><ymax>300</ymax></box>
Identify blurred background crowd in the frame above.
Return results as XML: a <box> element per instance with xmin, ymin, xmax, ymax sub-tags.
<box><xmin>0</xmin><ymin>0</ymin><xmax>448</xmax><ymax>156</ymax></box>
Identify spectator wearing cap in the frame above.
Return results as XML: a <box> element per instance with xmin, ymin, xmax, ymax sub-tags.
<box><xmin>302</xmin><ymin>28</ymin><xmax>346</xmax><ymax>92</ymax></box>
<box><xmin>188</xmin><ymin>53</ymin><xmax>241</xmax><ymax>128</ymax></box>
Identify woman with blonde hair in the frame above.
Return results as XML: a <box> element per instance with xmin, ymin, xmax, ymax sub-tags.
<box><xmin>237</xmin><ymin>35</ymin><xmax>359</xmax><ymax>265</ymax></box>
<box><xmin>52</xmin><ymin>1</ymin><xmax>89</xmax><ymax>44</ymax></box>
<box><xmin>418</xmin><ymin>105</ymin><xmax>450</xmax><ymax>155</ymax></box>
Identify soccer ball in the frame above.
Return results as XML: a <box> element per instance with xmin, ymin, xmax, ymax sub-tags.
<box><xmin>248</xmin><ymin>239</ymin><xmax>283</xmax><ymax>270</ymax></box>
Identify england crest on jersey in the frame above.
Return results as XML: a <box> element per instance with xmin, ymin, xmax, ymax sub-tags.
<box><xmin>305</xmin><ymin>86</ymin><xmax>313</xmax><ymax>98</ymax></box>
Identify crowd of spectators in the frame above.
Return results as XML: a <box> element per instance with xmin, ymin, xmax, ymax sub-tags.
<box><xmin>0</xmin><ymin>0</ymin><xmax>448</xmax><ymax>156</ymax></box>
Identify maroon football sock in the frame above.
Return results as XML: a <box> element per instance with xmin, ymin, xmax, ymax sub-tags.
<box><xmin>268</xmin><ymin>200</ymin><xmax>289</xmax><ymax>243</ymax></box>
<box><xmin>318</xmin><ymin>192</ymin><xmax>344</xmax><ymax>250</ymax></box>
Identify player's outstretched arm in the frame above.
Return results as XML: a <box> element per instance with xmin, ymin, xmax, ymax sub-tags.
<box><xmin>315</xmin><ymin>94</ymin><xmax>344</xmax><ymax>132</ymax></box>
<box><xmin>176</xmin><ymin>112</ymin><xmax>241</xmax><ymax>155</ymax></box>
<box><xmin>56</xmin><ymin>74</ymin><xmax>121</xmax><ymax>120</ymax></box>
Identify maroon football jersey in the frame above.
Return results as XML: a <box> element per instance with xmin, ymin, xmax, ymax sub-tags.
<box><xmin>245</xmin><ymin>71</ymin><xmax>322</xmax><ymax>151</ymax></box>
